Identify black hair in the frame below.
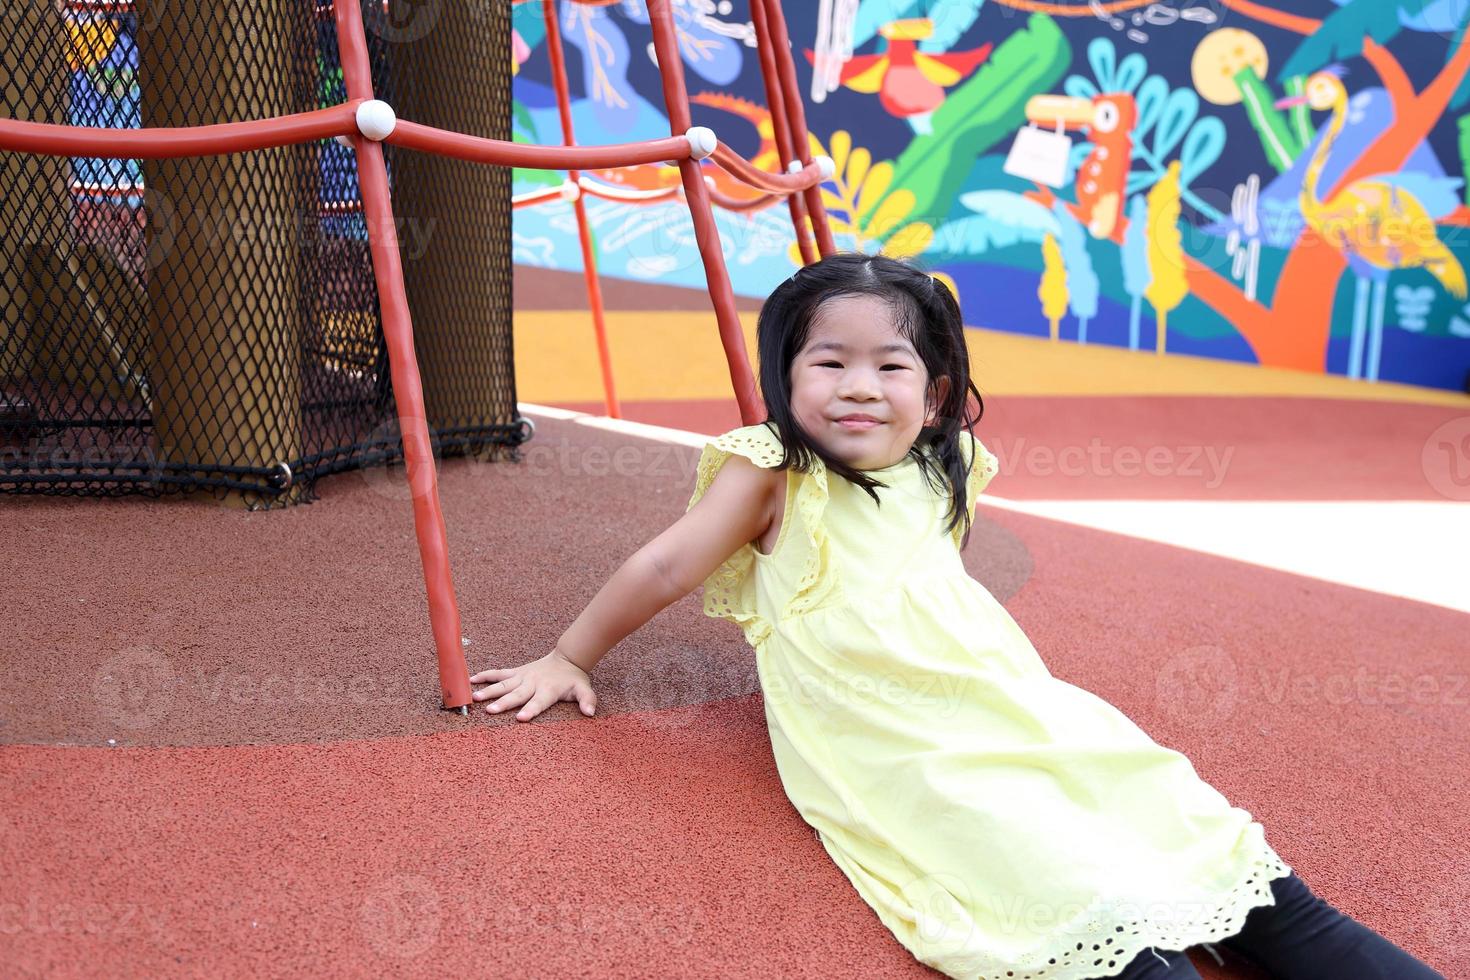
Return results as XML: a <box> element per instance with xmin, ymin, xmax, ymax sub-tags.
<box><xmin>753</xmin><ymin>251</ymin><xmax>986</xmax><ymax>549</ymax></box>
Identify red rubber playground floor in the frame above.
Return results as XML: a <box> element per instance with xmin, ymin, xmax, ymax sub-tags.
<box><xmin>2</xmin><ymin>389</ymin><xmax>1467</xmax><ymax>978</ymax></box>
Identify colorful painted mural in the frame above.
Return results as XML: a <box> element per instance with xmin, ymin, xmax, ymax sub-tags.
<box><xmin>513</xmin><ymin>1</ymin><xmax>1470</xmax><ymax>393</ymax></box>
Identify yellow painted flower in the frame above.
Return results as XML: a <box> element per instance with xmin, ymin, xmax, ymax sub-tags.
<box><xmin>788</xmin><ymin>130</ymin><xmax>933</xmax><ymax>266</ymax></box>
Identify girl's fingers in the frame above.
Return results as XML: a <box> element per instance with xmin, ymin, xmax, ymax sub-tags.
<box><xmin>485</xmin><ymin>679</ymin><xmax>531</xmax><ymax>715</ymax></box>
<box><xmin>471</xmin><ymin>680</ymin><xmax>508</xmax><ymax>702</ymax></box>
<box><xmin>515</xmin><ymin>690</ymin><xmax>554</xmax><ymax>722</ymax></box>
<box><xmin>469</xmin><ymin>668</ymin><xmax>511</xmax><ymax>684</ymax></box>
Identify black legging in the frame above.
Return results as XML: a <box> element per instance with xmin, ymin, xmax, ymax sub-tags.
<box><xmin>1100</xmin><ymin>871</ymin><xmax>1444</xmax><ymax>979</ymax></box>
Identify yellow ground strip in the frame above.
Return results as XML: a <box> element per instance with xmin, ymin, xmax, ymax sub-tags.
<box><xmin>513</xmin><ymin>310</ymin><xmax>1470</xmax><ymax>407</ymax></box>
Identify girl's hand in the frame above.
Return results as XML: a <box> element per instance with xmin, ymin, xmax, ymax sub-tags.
<box><xmin>469</xmin><ymin>649</ymin><xmax>597</xmax><ymax>722</ymax></box>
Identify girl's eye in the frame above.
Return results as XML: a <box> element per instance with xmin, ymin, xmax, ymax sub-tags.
<box><xmin>881</xmin><ymin>364</ymin><xmax>907</xmax><ymax>371</ymax></box>
<box><xmin>817</xmin><ymin>361</ymin><xmax>842</xmax><ymax>368</ymax></box>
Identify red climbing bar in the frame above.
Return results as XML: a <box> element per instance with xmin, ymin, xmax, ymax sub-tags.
<box><xmin>709</xmin><ymin>143</ymin><xmax>824</xmax><ymax>194</ymax></box>
<box><xmin>542</xmin><ymin>0</ymin><xmax>621</xmax><ymax>420</ymax></box>
<box><xmin>761</xmin><ymin>0</ymin><xmax>838</xmax><ymax>257</ymax></box>
<box><xmin>387</xmin><ymin>120</ymin><xmax>694</xmax><ymax>172</ymax></box>
<box><xmin>749</xmin><ymin>0</ymin><xmax>819</xmax><ymax>265</ymax></box>
<box><xmin>647</xmin><ymin>0</ymin><xmax>762</xmax><ymax>425</ymax></box>
<box><xmin>707</xmin><ymin>188</ymin><xmax>781</xmax><ymax>212</ymax></box>
<box><xmin>0</xmin><ymin>102</ymin><xmax>359</xmax><ymax>158</ymax></box>
<box><xmin>333</xmin><ymin>0</ymin><xmax>472</xmax><ymax>712</ymax></box>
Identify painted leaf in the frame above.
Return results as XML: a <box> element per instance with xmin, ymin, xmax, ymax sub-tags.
<box><xmin>931</xmin><ymin>190</ymin><xmax>1064</xmax><ymax>258</ymax></box>
<box><xmin>830</xmin><ymin>130</ymin><xmax>852</xmax><ymax>180</ymax></box>
<box><xmin>882</xmin><ymin>222</ymin><xmax>934</xmax><ymax>258</ymax></box>
<box><xmin>1052</xmin><ymin>203</ymin><xmax>1099</xmax><ymax>319</ymax></box>
<box><xmin>1152</xmin><ymin>88</ymin><xmax>1199</xmax><ymax>161</ymax></box>
<box><xmin>927</xmin><ymin>215</ymin><xmax>1024</xmax><ymax>255</ymax></box>
<box><xmin>1087</xmin><ymin>37</ymin><xmax>1117</xmax><ymax>93</ymax></box>
<box><xmin>1179</xmin><ymin>116</ymin><xmax>1227</xmax><ymax>188</ymax></box>
<box><xmin>1114</xmin><ymin>52</ymin><xmax>1147</xmax><ymax>95</ymax></box>
<box><xmin>847</xmin><ymin>147</ymin><xmax>873</xmax><ymax>194</ymax></box>
<box><xmin>1133</xmin><ymin>76</ymin><xmax>1171</xmax><ymax>142</ymax></box>
<box><xmin>857</xmin><ymin>161</ymin><xmax>894</xmax><ymax>217</ymax></box>
<box><xmin>1121</xmin><ymin>195</ymin><xmax>1153</xmax><ymax>296</ymax></box>
<box><xmin>867</xmin><ymin>188</ymin><xmax>916</xmax><ymax>238</ymax></box>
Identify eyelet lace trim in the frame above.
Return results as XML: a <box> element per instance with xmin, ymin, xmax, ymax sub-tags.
<box><xmin>951</xmin><ymin>432</ymin><xmax>1000</xmax><ymax>551</ymax></box>
<box><xmin>687</xmin><ymin>423</ymin><xmax>833</xmax><ymax>646</ymax></box>
<box><xmin>909</xmin><ymin>842</ymin><xmax>1292</xmax><ymax>980</ymax></box>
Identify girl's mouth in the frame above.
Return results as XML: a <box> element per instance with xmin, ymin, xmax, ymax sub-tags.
<box><xmin>836</xmin><ymin>417</ymin><xmax>882</xmax><ymax>430</ymax></box>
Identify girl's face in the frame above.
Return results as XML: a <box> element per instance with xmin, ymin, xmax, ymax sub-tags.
<box><xmin>788</xmin><ymin>293</ymin><xmax>943</xmax><ymax>471</ymax></box>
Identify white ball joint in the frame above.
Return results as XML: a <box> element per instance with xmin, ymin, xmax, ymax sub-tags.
<box><xmin>787</xmin><ymin>157</ymin><xmax>835</xmax><ymax>179</ymax></box>
<box><xmin>559</xmin><ymin>179</ymin><xmax>581</xmax><ymax>203</ymax></box>
<box><xmin>685</xmin><ymin>126</ymin><xmax>718</xmax><ymax>161</ymax></box>
<box><xmin>355</xmin><ymin>99</ymin><xmax>397</xmax><ymax>142</ymax></box>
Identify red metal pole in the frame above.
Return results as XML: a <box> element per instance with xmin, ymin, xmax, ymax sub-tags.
<box><xmin>747</xmin><ymin>0</ymin><xmax>817</xmax><ymax>265</ymax></box>
<box><xmin>761</xmin><ymin>0</ymin><xmax>838</xmax><ymax>257</ymax></box>
<box><xmin>708</xmin><ymin>144</ymin><xmax>822</xmax><ymax>193</ymax></box>
<box><xmin>333</xmin><ymin>0</ymin><xmax>471</xmax><ymax>711</ymax></box>
<box><xmin>646</xmin><ymin>0</ymin><xmax>762</xmax><ymax>426</ymax></box>
<box><xmin>0</xmin><ymin>102</ymin><xmax>360</xmax><ymax>157</ymax></box>
<box><xmin>386</xmin><ymin>122</ymin><xmax>693</xmax><ymax>169</ymax></box>
<box><xmin>542</xmin><ymin>0</ymin><xmax>621</xmax><ymax>420</ymax></box>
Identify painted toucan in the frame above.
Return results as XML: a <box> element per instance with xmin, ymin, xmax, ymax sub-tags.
<box><xmin>1024</xmin><ymin>92</ymin><xmax>1138</xmax><ymax>240</ymax></box>
<box><xmin>805</xmin><ymin>18</ymin><xmax>992</xmax><ymax>135</ymax></box>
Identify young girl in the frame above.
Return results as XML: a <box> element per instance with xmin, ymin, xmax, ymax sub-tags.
<box><xmin>469</xmin><ymin>253</ymin><xmax>1444</xmax><ymax>980</ymax></box>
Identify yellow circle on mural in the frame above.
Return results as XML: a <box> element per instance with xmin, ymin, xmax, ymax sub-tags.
<box><xmin>1191</xmin><ymin>29</ymin><xmax>1268</xmax><ymax>106</ymax></box>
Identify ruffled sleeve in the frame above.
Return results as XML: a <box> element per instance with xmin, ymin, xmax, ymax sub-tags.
<box><xmin>685</xmin><ymin>422</ymin><xmax>834</xmax><ymax>647</ymax></box>
<box><xmin>951</xmin><ymin>430</ymin><xmax>1000</xmax><ymax>550</ymax></box>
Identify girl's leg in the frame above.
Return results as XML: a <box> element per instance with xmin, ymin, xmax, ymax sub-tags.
<box><xmin>1098</xmin><ymin>944</ymin><xmax>1203</xmax><ymax>979</ymax></box>
<box><xmin>1220</xmin><ymin>871</ymin><xmax>1445</xmax><ymax>979</ymax></box>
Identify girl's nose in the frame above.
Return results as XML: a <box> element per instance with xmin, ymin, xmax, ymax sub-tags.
<box><xmin>838</xmin><ymin>370</ymin><xmax>881</xmax><ymax>399</ymax></box>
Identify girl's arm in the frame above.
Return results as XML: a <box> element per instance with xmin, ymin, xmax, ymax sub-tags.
<box><xmin>470</xmin><ymin>454</ymin><xmax>782</xmax><ymax>720</ymax></box>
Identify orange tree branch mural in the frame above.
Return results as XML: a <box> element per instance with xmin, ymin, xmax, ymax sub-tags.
<box><xmin>1116</xmin><ymin>1</ymin><xmax>1470</xmax><ymax>371</ymax></box>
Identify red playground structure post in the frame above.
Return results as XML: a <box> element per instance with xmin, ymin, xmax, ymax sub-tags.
<box><xmin>331</xmin><ymin>1</ymin><xmax>472</xmax><ymax>711</ymax></box>
<box><xmin>0</xmin><ymin>0</ymin><xmax>835</xmax><ymax>713</ymax></box>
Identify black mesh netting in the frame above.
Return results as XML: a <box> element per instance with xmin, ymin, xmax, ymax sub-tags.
<box><xmin>0</xmin><ymin>0</ymin><xmax>523</xmax><ymax>508</ymax></box>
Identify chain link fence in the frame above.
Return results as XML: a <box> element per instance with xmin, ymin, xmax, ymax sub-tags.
<box><xmin>0</xmin><ymin>0</ymin><xmax>521</xmax><ymax>508</ymax></box>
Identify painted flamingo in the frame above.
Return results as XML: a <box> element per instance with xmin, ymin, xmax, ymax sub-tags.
<box><xmin>1276</xmin><ymin>66</ymin><xmax>1467</xmax><ymax>381</ymax></box>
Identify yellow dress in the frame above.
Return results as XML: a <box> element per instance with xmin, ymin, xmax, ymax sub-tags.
<box><xmin>686</xmin><ymin>422</ymin><xmax>1293</xmax><ymax>980</ymax></box>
